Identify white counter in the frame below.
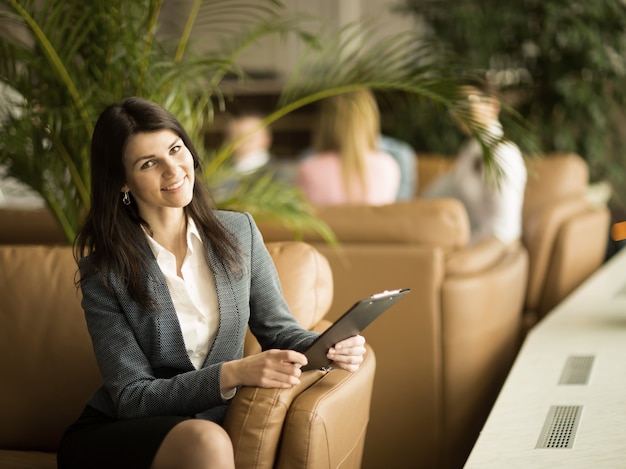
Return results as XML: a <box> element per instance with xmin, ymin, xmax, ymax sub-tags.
<box><xmin>465</xmin><ymin>247</ymin><xmax>626</xmax><ymax>468</ymax></box>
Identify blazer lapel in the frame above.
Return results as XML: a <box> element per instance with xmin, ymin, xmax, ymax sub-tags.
<box><xmin>203</xmin><ymin>243</ymin><xmax>243</xmax><ymax>366</ymax></box>
<box><xmin>140</xmin><ymin>240</ymin><xmax>194</xmax><ymax>369</ymax></box>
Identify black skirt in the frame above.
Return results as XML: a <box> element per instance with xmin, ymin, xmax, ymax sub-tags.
<box><xmin>57</xmin><ymin>406</ymin><xmax>190</xmax><ymax>469</ymax></box>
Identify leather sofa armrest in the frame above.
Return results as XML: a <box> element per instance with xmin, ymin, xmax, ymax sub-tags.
<box><xmin>538</xmin><ymin>205</ymin><xmax>610</xmax><ymax>316</ymax></box>
<box><xmin>441</xmin><ymin>247</ymin><xmax>528</xmax><ymax>464</ymax></box>
<box><xmin>276</xmin><ymin>344</ymin><xmax>376</xmax><ymax>469</ymax></box>
<box><xmin>523</xmin><ymin>196</ymin><xmax>593</xmax><ymax>311</ymax></box>
<box><xmin>445</xmin><ymin>236</ymin><xmax>509</xmax><ymax>276</ymax></box>
<box><xmin>223</xmin><ymin>369</ymin><xmax>328</xmax><ymax>469</ymax></box>
<box><xmin>224</xmin><ymin>344</ymin><xmax>376</xmax><ymax>469</ymax></box>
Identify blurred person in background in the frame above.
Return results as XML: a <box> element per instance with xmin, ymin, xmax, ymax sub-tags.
<box><xmin>297</xmin><ymin>89</ymin><xmax>401</xmax><ymax>206</ymax></box>
<box><xmin>424</xmin><ymin>81</ymin><xmax>526</xmax><ymax>246</ymax></box>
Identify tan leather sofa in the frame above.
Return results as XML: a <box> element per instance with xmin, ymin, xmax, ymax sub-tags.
<box><xmin>0</xmin><ymin>241</ymin><xmax>375</xmax><ymax>469</ymax></box>
<box><xmin>258</xmin><ymin>200</ymin><xmax>529</xmax><ymax>469</ymax></box>
<box><xmin>256</xmin><ymin>153</ymin><xmax>609</xmax><ymax>469</ymax></box>
<box><xmin>418</xmin><ymin>152</ymin><xmax>611</xmax><ymax>328</ymax></box>
<box><xmin>520</xmin><ymin>153</ymin><xmax>610</xmax><ymax>325</ymax></box>
<box><xmin>0</xmin><ymin>207</ymin><xmax>66</xmax><ymax>244</ymax></box>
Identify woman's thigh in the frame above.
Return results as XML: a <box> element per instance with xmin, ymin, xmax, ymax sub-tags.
<box><xmin>151</xmin><ymin>419</ymin><xmax>235</xmax><ymax>469</ymax></box>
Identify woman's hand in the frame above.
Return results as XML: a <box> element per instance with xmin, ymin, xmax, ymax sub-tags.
<box><xmin>327</xmin><ymin>335</ymin><xmax>366</xmax><ymax>372</ymax></box>
<box><xmin>221</xmin><ymin>349</ymin><xmax>307</xmax><ymax>393</ymax></box>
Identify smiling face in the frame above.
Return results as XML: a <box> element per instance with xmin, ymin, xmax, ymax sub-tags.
<box><xmin>121</xmin><ymin>129</ymin><xmax>195</xmax><ymax>220</ymax></box>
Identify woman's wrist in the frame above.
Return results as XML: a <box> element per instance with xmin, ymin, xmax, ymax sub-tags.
<box><xmin>220</xmin><ymin>360</ymin><xmax>239</xmax><ymax>395</ymax></box>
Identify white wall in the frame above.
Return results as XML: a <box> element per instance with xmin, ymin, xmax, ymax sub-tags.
<box><xmin>161</xmin><ymin>0</ymin><xmax>417</xmax><ymax>80</ymax></box>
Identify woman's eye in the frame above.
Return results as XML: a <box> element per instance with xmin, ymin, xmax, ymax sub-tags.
<box><xmin>171</xmin><ymin>145</ymin><xmax>181</xmax><ymax>154</ymax></box>
<box><xmin>141</xmin><ymin>160</ymin><xmax>156</xmax><ymax>170</ymax></box>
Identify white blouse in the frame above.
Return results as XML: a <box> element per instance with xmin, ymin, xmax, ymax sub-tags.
<box><xmin>144</xmin><ymin>219</ymin><xmax>219</xmax><ymax>369</ymax></box>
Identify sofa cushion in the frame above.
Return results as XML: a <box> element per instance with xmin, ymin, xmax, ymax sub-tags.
<box><xmin>244</xmin><ymin>241</ymin><xmax>333</xmax><ymax>356</ymax></box>
<box><xmin>0</xmin><ymin>449</ymin><xmax>56</xmax><ymax>469</ymax></box>
<box><xmin>265</xmin><ymin>241</ymin><xmax>333</xmax><ymax>330</ymax></box>
<box><xmin>259</xmin><ymin>198</ymin><xmax>470</xmax><ymax>251</ymax></box>
<box><xmin>522</xmin><ymin>152</ymin><xmax>588</xmax><ymax>221</ymax></box>
<box><xmin>520</xmin><ymin>153</ymin><xmax>602</xmax><ymax>315</ymax></box>
<box><xmin>0</xmin><ymin>246</ymin><xmax>101</xmax><ymax>452</ymax></box>
<box><xmin>0</xmin><ymin>208</ymin><xmax>66</xmax><ymax>244</ymax></box>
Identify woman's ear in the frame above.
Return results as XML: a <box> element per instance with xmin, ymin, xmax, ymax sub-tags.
<box><xmin>121</xmin><ymin>184</ymin><xmax>129</xmax><ymax>193</ymax></box>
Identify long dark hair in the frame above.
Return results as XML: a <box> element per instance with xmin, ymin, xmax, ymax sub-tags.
<box><xmin>74</xmin><ymin>96</ymin><xmax>241</xmax><ymax>308</ymax></box>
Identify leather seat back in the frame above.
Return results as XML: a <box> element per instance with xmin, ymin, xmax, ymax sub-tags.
<box><xmin>0</xmin><ymin>245</ymin><xmax>100</xmax><ymax>452</ymax></box>
<box><xmin>522</xmin><ymin>153</ymin><xmax>609</xmax><ymax>320</ymax></box>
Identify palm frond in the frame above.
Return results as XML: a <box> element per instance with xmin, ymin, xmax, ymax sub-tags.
<box><xmin>277</xmin><ymin>21</ymin><xmax>536</xmax><ymax>173</ymax></box>
<box><xmin>212</xmin><ymin>171</ymin><xmax>337</xmax><ymax>245</ymax></box>
<box><xmin>0</xmin><ymin>0</ymin><xmax>535</xmax><ymax>244</ymax></box>
<box><xmin>5</xmin><ymin>0</ymin><xmax>93</xmax><ymax>134</ymax></box>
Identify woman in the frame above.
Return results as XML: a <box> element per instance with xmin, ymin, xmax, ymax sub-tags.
<box><xmin>57</xmin><ymin>97</ymin><xmax>366</xmax><ymax>469</ymax></box>
<box><xmin>297</xmin><ymin>89</ymin><xmax>401</xmax><ymax>205</ymax></box>
<box><xmin>424</xmin><ymin>82</ymin><xmax>526</xmax><ymax>246</ymax></box>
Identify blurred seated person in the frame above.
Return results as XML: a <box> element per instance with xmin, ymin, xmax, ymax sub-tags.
<box><xmin>299</xmin><ymin>135</ymin><xmax>416</xmax><ymax>201</ymax></box>
<box><xmin>423</xmin><ymin>81</ymin><xmax>527</xmax><ymax>246</ymax></box>
<box><xmin>298</xmin><ymin>116</ymin><xmax>417</xmax><ymax>200</ymax></box>
<box><xmin>378</xmin><ymin>134</ymin><xmax>417</xmax><ymax>200</ymax></box>
<box><xmin>297</xmin><ymin>89</ymin><xmax>401</xmax><ymax>206</ymax></box>
<box><xmin>223</xmin><ymin>112</ymin><xmax>295</xmax><ymax>184</ymax></box>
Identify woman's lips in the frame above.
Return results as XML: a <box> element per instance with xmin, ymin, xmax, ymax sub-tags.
<box><xmin>162</xmin><ymin>177</ymin><xmax>186</xmax><ymax>191</ymax></box>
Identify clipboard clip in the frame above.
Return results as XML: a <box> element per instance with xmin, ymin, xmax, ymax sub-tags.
<box><xmin>370</xmin><ymin>289</ymin><xmax>403</xmax><ymax>299</ymax></box>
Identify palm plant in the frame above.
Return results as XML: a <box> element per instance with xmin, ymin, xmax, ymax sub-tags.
<box><xmin>0</xmin><ymin>0</ymin><xmax>498</xmax><ymax>243</ymax></box>
<box><xmin>398</xmin><ymin>0</ymin><xmax>626</xmax><ymax>207</ymax></box>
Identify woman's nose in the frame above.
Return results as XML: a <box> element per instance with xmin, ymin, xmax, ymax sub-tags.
<box><xmin>161</xmin><ymin>156</ymin><xmax>178</xmax><ymax>176</ymax></box>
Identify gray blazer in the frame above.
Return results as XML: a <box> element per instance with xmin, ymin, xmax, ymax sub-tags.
<box><xmin>80</xmin><ymin>210</ymin><xmax>318</xmax><ymax>423</ymax></box>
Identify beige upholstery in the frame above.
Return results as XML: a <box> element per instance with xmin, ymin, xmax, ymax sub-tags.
<box><xmin>521</xmin><ymin>153</ymin><xmax>610</xmax><ymax>324</ymax></box>
<box><xmin>258</xmin><ymin>200</ymin><xmax>529</xmax><ymax>469</ymax></box>
<box><xmin>0</xmin><ymin>246</ymin><xmax>99</xmax><ymax>469</ymax></box>
<box><xmin>0</xmin><ymin>242</ymin><xmax>375</xmax><ymax>469</ymax></box>
<box><xmin>0</xmin><ymin>208</ymin><xmax>66</xmax><ymax>244</ymax></box>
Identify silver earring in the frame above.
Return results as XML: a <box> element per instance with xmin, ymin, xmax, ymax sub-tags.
<box><xmin>122</xmin><ymin>191</ymin><xmax>131</xmax><ymax>206</ymax></box>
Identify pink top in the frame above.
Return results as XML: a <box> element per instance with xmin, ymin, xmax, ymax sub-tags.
<box><xmin>297</xmin><ymin>150</ymin><xmax>400</xmax><ymax>206</ymax></box>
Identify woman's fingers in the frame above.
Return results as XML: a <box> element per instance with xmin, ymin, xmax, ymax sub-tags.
<box><xmin>327</xmin><ymin>335</ymin><xmax>366</xmax><ymax>372</ymax></box>
<box><xmin>242</xmin><ymin>349</ymin><xmax>307</xmax><ymax>388</ymax></box>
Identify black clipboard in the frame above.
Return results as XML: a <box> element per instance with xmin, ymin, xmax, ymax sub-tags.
<box><xmin>302</xmin><ymin>288</ymin><xmax>410</xmax><ymax>371</ymax></box>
